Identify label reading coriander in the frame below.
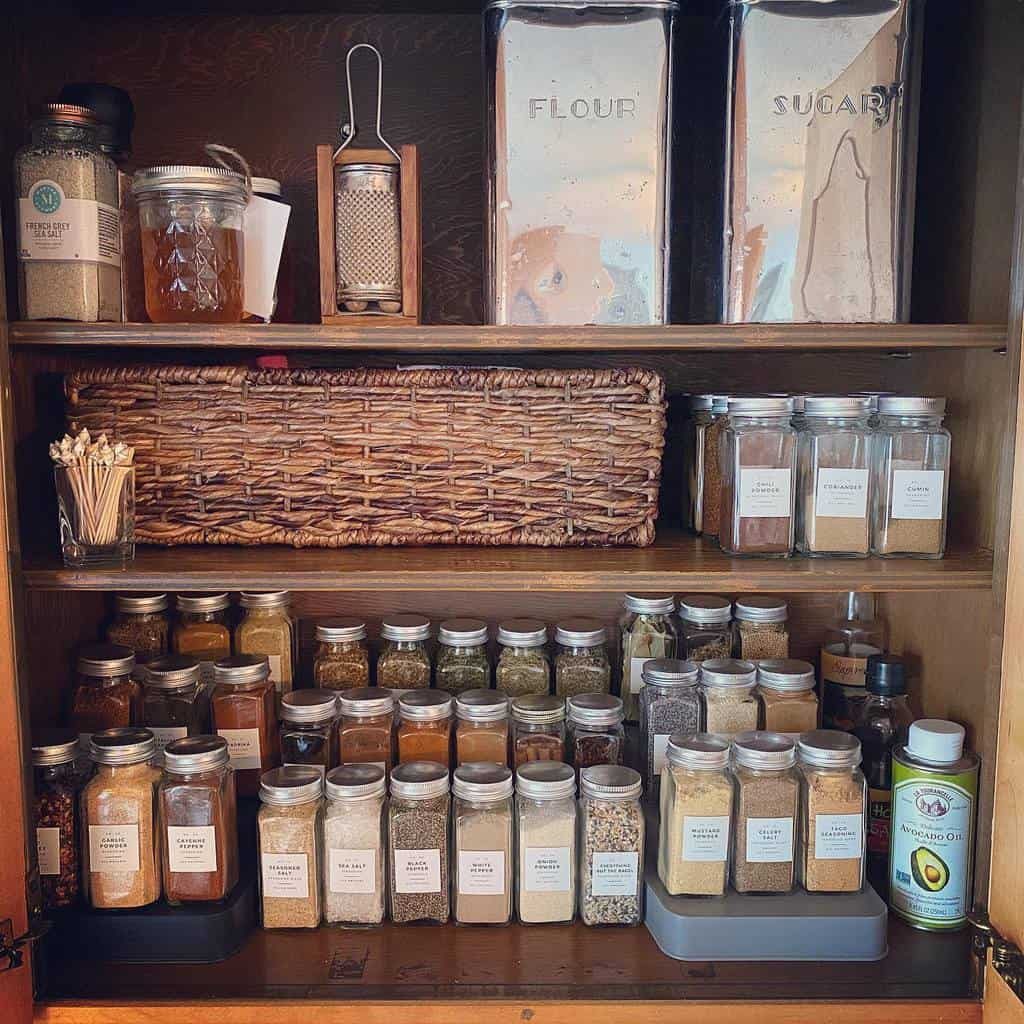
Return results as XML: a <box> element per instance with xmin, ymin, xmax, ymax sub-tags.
<box><xmin>745</xmin><ymin>816</ymin><xmax>794</xmax><ymax>863</ymax></box>
<box><xmin>167</xmin><ymin>826</ymin><xmax>218</xmax><ymax>873</ymax></box>
<box><xmin>217</xmin><ymin>728</ymin><xmax>262</xmax><ymax>770</ymax></box>
<box><xmin>591</xmin><ymin>851</ymin><xmax>639</xmax><ymax>896</ymax></box>
<box><xmin>738</xmin><ymin>468</ymin><xmax>791</xmax><ymax>519</ymax></box>
<box><xmin>523</xmin><ymin>847</ymin><xmax>571</xmax><ymax>893</ymax></box>
<box><xmin>813</xmin><ymin>813</ymin><xmax>863</xmax><ymax>859</ymax></box>
<box><xmin>329</xmin><ymin>849</ymin><xmax>376</xmax><ymax>895</ymax></box>
<box><xmin>394</xmin><ymin>849</ymin><xmax>441</xmax><ymax>894</ymax></box>
<box><xmin>261</xmin><ymin>852</ymin><xmax>309</xmax><ymax>898</ymax></box>
<box><xmin>891</xmin><ymin>470</ymin><xmax>944</xmax><ymax>520</ymax></box>
<box><xmin>37</xmin><ymin>827</ymin><xmax>61</xmax><ymax>875</ymax></box>
<box><xmin>89</xmin><ymin>824</ymin><xmax>141</xmax><ymax>872</ymax></box>
<box><xmin>682</xmin><ymin>815</ymin><xmax>730</xmax><ymax>862</ymax></box>
<box><xmin>815</xmin><ymin>468</ymin><xmax>869</xmax><ymax>518</ymax></box>
<box><xmin>457</xmin><ymin>850</ymin><xmax>506</xmax><ymax>896</ymax></box>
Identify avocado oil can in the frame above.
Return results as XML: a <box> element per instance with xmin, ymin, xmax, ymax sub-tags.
<box><xmin>889</xmin><ymin>720</ymin><xmax>979</xmax><ymax>931</ymax></box>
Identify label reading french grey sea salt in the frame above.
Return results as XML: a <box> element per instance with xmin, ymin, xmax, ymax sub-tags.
<box><xmin>394</xmin><ymin>849</ymin><xmax>441</xmax><ymax>894</ymax></box>
<box><xmin>37</xmin><ymin>827</ymin><xmax>61</xmax><ymax>875</ymax></box>
<box><xmin>745</xmin><ymin>817</ymin><xmax>794</xmax><ymax>863</ymax></box>
<box><xmin>167</xmin><ymin>826</ymin><xmax>218</xmax><ymax>873</ymax></box>
<box><xmin>329</xmin><ymin>849</ymin><xmax>376</xmax><ymax>894</ymax></box>
<box><xmin>458</xmin><ymin>851</ymin><xmax>506</xmax><ymax>895</ymax></box>
<box><xmin>682</xmin><ymin>815</ymin><xmax>730</xmax><ymax>862</ymax></box>
<box><xmin>591</xmin><ymin>851</ymin><xmax>639</xmax><ymax>896</ymax></box>
<box><xmin>815</xmin><ymin>468</ymin><xmax>869</xmax><ymax>518</ymax></box>
<box><xmin>89</xmin><ymin>824</ymin><xmax>140</xmax><ymax>872</ymax></box>
<box><xmin>739</xmin><ymin>469</ymin><xmax>791</xmax><ymax>518</ymax></box>
<box><xmin>18</xmin><ymin>180</ymin><xmax>121</xmax><ymax>266</ymax></box>
<box><xmin>891</xmin><ymin>470</ymin><xmax>944</xmax><ymax>520</ymax></box>
<box><xmin>523</xmin><ymin>847</ymin><xmax>571</xmax><ymax>893</ymax></box>
<box><xmin>262</xmin><ymin>853</ymin><xmax>309</xmax><ymax>898</ymax></box>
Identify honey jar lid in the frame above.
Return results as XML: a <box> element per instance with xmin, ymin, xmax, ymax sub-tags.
<box><xmin>132</xmin><ymin>164</ymin><xmax>247</xmax><ymax>201</ymax></box>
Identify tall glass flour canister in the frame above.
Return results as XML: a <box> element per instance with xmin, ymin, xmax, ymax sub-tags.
<box><xmin>619</xmin><ymin>593</ymin><xmax>678</xmax><ymax>721</ymax></box>
<box><xmin>721</xmin><ymin>0</ymin><xmax>919</xmax><ymax>323</ymax></box>
<box><xmin>132</xmin><ymin>164</ymin><xmax>247</xmax><ymax>323</ymax></box>
<box><xmin>436</xmin><ymin>618</ymin><xmax>491</xmax><ymax>697</ymax></box>
<box><xmin>485</xmin><ymin>0</ymin><xmax>676</xmax><ymax>325</ymax></box>
<box><xmin>495</xmin><ymin>619</ymin><xmax>550</xmax><ymax>697</ymax></box>
<box><xmin>236</xmin><ymin>591</ymin><xmax>296</xmax><ymax>697</ymax></box>
<box><xmin>377</xmin><ymin>614</ymin><xmax>432</xmax><ymax>693</ymax></box>
<box><xmin>32</xmin><ymin>731</ymin><xmax>82</xmax><ymax>910</ymax></box>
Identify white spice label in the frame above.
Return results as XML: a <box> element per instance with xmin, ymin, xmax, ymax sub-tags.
<box><xmin>458</xmin><ymin>851</ymin><xmax>506</xmax><ymax>896</ymax></box>
<box><xmin>267</xmin><ymin>654</ymin><xmax>284</xmax><ymax>691</ymax></box>
<box><xmin>261</xmin><ymin>852</ymin><xmax>309</xmax><ymax>898</ymax></box>
<box><xmin>19</xmin><ymin>181</ymin><xmax>121</xmax><ymax>267</ymax></box>
<box><xmin>815</xmin><ymin>468</ymin><xmax>869</xmax><ymax>518</ymax></box>
<box><xmin>217</xmin><ymin>728</ymin><xmax>262</xmax><ymax>770</ymax></box>
<box><xmin>891</xmin><ymin>470</ymin><xmax>944</xmax><ymax>520</ymax></box>
<box><xmin>523</xmin><ymin>847</ymin><xmax>571</xmax><ymax>893</ymax></box>
<box><xmin>813</xmin><ymin>813</ymin><xmax>864</xmax><ymax>860</ymax></box>
<box><xmin>739</xmin><ymin>468</ymin><xmax>791</xmax><ymax>519</ymax></box>
<box><xmin>394</xmin><ymin>849</ymin><xmax>442</xmax><ymax>894</ymax></box>
<box><xmin>652</xmin><ymin>734</ymin><xmax>672</xmax><ymax>774</ymax></box>
<box><xmin>629</xmin><ymin>656</ymin><xmax>655</xmax><ymax>694</ymax></box>
<box><xmin>89</xmin><ymin>824</ymin><xmax>140</xmax><ymax>873</ymax></box>
<box><xmin>745</xmin><ymin>817</ymin><xmax>794</xmax><ymax>863</ymax></box>
<box><xmin>682</xmin><ymin>815</ymin><xmax>730</xmax><ymax>862</ymax></box>
<box><xmin>591</xmin><ymin>851</ymin><xmax>639</xmax><ymax>896</ymax></box>
<box><xmin>329</xmin><ymin>849</ymin><xmax>376</xmax><ymax>895</ymax></box>
<box><xmin>37</xmin><ymin>827</ymin><xmax>61</xmax><ymax>875</ymax></box>
<box><xmin>167</xmin><ymin>826</ymin><xmax>218</xmax><ymax>873</ymax></box>
<box><xmin>149</xmin><ymin>726</ymin><xmax>188</xmax><ymax>754</ymax></box>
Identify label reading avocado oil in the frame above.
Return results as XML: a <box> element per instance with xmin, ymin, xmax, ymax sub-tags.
<box><xmin>889</xmin><ymin>756</ymin><xmax>977</xmax><ymax>930</ymax></box>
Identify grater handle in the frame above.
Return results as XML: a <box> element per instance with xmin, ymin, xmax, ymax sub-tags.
<box><xmin>335</xmin><ymin>43</ymin><xmax>401</xmax><ymax>164</ymax></box>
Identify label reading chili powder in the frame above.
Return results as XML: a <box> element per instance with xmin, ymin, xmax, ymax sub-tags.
<box><xmin>167</xmin><ymin>826</ymin><xmax>218</xmax><ymax>873</ymax></box>
<box><xmin>262</xmin><ymin>852</ymin><xmax>309</xmax><ymax>898</ymax></box>
<box><xmin>739</xmin><ymin>468</ymin><xmax>791</xmax><ymax>518</ymax></box>
<box><xmin>37</xmin><ymin>827</ymin><xmax>61</xmax><ymax>875</ymax></box>
<box><xmin>89</xmin><ymin>824</ymin><xmax>140</xmax><ymax>872</ymax></box>
<box><xmin>591</xmin><ymin>851</ymin><xmax>639</xmax><ymax>895</ymax></box>
<box><xmin>394</xmin><ymin>849</ymin><xmax>442</xmax><ymax>894</ymax></box>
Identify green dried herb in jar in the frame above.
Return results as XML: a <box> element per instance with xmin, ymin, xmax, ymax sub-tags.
<box><xmin>435</xmin><ymin>618</ymin><xmax>490</xmax><ymax>696</ymax></box>
<box><xmin>377</xmin><ymin>614</ymin><xmax>432</xmax><ymax>691</ymax></box>
<box><xmin>495</xmin><ymin>619</ymin><xmax>550</xmax><ymax>697</ymax></box>
<box><xmin>555</xmin><ymin>619</ymin><xmax>611</xmax><ymax>698</ymax></box>
<box><xmin>313</xmin><ymin>618</ymin><xmax>370</xmax><ymax>690</ymax></box>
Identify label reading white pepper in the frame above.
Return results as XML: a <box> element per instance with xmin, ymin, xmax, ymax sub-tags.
<box><xmin>591</xmin><ymin>851</ymin><xmax>639</xmax><ymax>896</ymax></box>
<box><xmin>37</xmin><ymin>827</ymin><xmax>61</xmax><ymax>875</ymax></box>
<box><xmin>329</xmin><ymin>849</ymin><xmax>376</xmax><ymax>895</ymax></box>
<box><xmin>394</xmin><ymin>849</ymin><xmax>441</xmax><ymax>894</ymax></box>
<box><xmin>261</xmin><ymin>852</ymin><xmax>309</xmax><ymax>898</ymax></box>
<box><xmin>682</xmin><ymin>815</ymin><xmax>730</xmax><ymax>862</ymax></box>
<box><xmin>167</xmin><ymin>826</ymin><xmax>218</xmax><ymax>873</ymax></box>
<box><xmin>89</xmin><ymin>824</ymin><xmax>141</xmax><ymax>872</ymax></box>
<box><xmin>458</xmin><ymin>850</ymin><xmax>506</xmax><ymax>895</ymax></box>
<box><xmin>745</xmin><ymin>816</ymin><xmax>794</xmax><ymax>863</ymax></box>
<box><xmin>523</xmin><ymin>847</ymin><xmax>571</xmax><ymax>893</ymax></box>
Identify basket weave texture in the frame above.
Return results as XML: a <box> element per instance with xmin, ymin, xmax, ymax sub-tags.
<box><xmin>66</xmin><ymin>365</ymin><xmax>666</xmax><ymax>548</ymax></box>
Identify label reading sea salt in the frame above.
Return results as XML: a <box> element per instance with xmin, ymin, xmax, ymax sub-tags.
<box><xmin>745</xmin><ymin>816</ymin><xmax>794</xmax><ymax>863</ymax></box>
<box><xmin>261</xmin><ymin>852</ymin><xmax>309</xmax><ymax>898</ymax></box>
<box><xmin>394</xmin><ymin>849</ymin><xmax>441</xmax><ymax>894</ymax></box>
<box><xmin>523</xmin><ymin>847</ymin><xmax>571</xmax><ymax>893</ymax></box>
<box><xmin>167</xmin><ymin>825</ymin><xmax>218</xmax><ymax>873</ymax></box>
<box><xmin>329</xmin><ymin>849</ymin><xmax>376</xmax><ymax>895</ymax></box>
<box><xmin>591</xmin><ymin>851</ymin><xmax>639</xmax><ymax>896</ymax></box>
<box><xmin>457</xmin><ymin>850</ymin><xmax>506</xmax><ymax>896</ymax></box>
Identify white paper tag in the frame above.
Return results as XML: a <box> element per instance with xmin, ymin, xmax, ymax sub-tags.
<box><xmin>813</xmin><ymin>813</ymin><xmax>864</xmax><ymax>859</ymax></box>
<box><xmin>523</xmin><ymin>846</ymin><xmax>571</xmax><ymax>893</ymax></box>
<box><xmin>590</xmin><ymin>851</ymin><xmax>639</xmax><ymax>896</ymax></box>
<box><xmin>167</xmin><ymin>825</ymin><xmax>218</xmax><ymax>873</ymax></box>
<box><xmin>149</xmin><ymin>726</ymin><xmax>188</xmax><ymax>755</ymax></box>
<box><xmin>217</xmin><ymin>727</ymin><xmax>262</xmax><ymax>770</ymax></box>
<box><xmin>682</xmin><ymin>815</ymin><xmax>730</xmax><ymax>862</ymax></box>
<box><xmin>394</xmin><ymin>848</ymin><xmax>442</xmax><ymax>894</ymax></box>
<box><xmin>652</xmin><ymin>734</ymin><xmax>671</xmax><ymax>774</ymax></box>
<box><xmin>267</xmin><ymin>654</ymin><xmax>285</xmax><ymax>691</ymax></box>
<box><xmin>89</xmin><ymin>824</ymin><xmax>140</xmax><ymax>872</ymax></box>
<box><xmin>629</xmin><ymin>656</ymin><xmax>654</xmax><ymax>694</ymax></box>
<box><xmin>745</xmin><ymin>816</ymin><xmax>794</xmax><ymax>863</ymax></box>
<box><xmin>329</xmin><ymin>849</ymin><xmax>376</xmax><ymax>894</ymax></box>
<box><xmin>37</xmin><ymin>827</ymin><xmax>61</xmax><ymax>875</ymax></box>
<box><xmin>815</xmin><ymin>468</ymin><xmax>869</xmax><ymax>518</ymax></box>
<box><xmin>739</xmin><ymin>468</ymin><xmax>792</xmax><ymax>518</ymax></box>
<box><xmin>458</xmin><ymin>850</ymin><xmax>506</xmax><ymax>895</ymax></box>
<box><xmin>19</xmin><ymin>181</ymin><xmax>120</xmax><ymax>267</ymax></box>
<box><xmin>891</xmin><ymin>470</ymin><xmax>944</xmax><ymax>520</ymax></box>
<box><xmin>243</xmin><ymin>194</ymin><xmax>291</xmax><ymax>321</ymax></box>
<box><xmin>261</xmin><ymin>852</ymin><xmax>309</xmax><ymax>898</ymax></box>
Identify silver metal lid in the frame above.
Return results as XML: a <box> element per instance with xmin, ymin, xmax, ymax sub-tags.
<box><xmin>487</xmin><ymin>0</ymin><xmax>678</xmax><ymax>8</ymax></box>
<box><xmin>623</xmin><ymin>592</ymin><xmax>675</xmax><ymax>615</ymax></box>
<box><xmin>325</xmin><ymin>763</ymin><xmax>386</xmax><ymax>801</ymax></box>
<box><xmin>214</xmin><ymin>654</ymin><xmax>270</xmax><ymax>686</ymax></box>
<box><xmin>315</xmin><ymin>617</ymin><xmax>367</xmax><ymax>643</ymax></box>
<box><xmin>554</xmin><ymin>618</ymin><xmax>606</xmax><ymax>648</ymax></box>
<box><xmin>641</xmin><ymin>658</ymin><xmax>699</xmax><ymax>687</ymax></box>
<box><xmin>89</xmin><ymin>727</ymin><xmax>157</xmax><ymax>765</ymax></box>
<box><xmin>567</xmin><ymin>693</ymin><xmax>624</xmax><ymax>727</ymax></box>
<box><xmin>398</xmin><ymin>689</ymin><xmax>453</xmax><ymax>722</ymax></box>
<box><xmin>732</xmin><ymin>732</ymin><xmax>796</xmax><ymax>770</ymax></box>
<box><xmin>757</xmin><ymin>659</ymin><xmax>816</xmax><ymax>693</ymax></box>
<box><xmin>390</xmin><ymin>761</ymin><xmax>450</xmax><ymax>800</ymax></box>
<box><xmin>163</xmin><ymin>735</ymin><xmax>229</xmax><ymax>774</ymax></box>
<box><xmin>711</xmin><ymin>395</ymin><xmax>730</xmax><ymax>414</ymax></box>
<box><xmin>338</xmin><ymin>687</ymin><xmax>394</xmax><ymax>717</ymax></box>
<box><xmin>497</xmin><ymin>618</ymin><xmax>548</xmax><ymax>647</ymax></box>
<box><xmin>452</xmin><ymin>762</ymin><xmax>514</xmax><ymax>801</ymax></box>
<box><xmin>381</xmin><ymin>613</ymin><xmax>431</xmax><ymax>642</ymax></box>
<box><xmin>115</xmin><ymin>592</ymin><xmax>169</xmax><ymax>614</ymax></box>
<box><xmin>791</xmin><ymin>395</ymin><xmax>806</xmax><ymax>414</ymax></box>
<box><xmin>678</xmin><ymin>595</ymin><xmax>732</xmax><ymax>625</ymax></box>
<box><xmin>251</xmin><ymin>176</ymin><xmax>282</xmax><ymax>197</ymax></box>
<box><xmin>176</xmin><ymin>592</ymin><xmax>230</xmax><ymax>613</ymax></box>
<box><xmin>132</xmin><ymin>165</ymin><xmax>248</xmax><ymax>201</ymax></box>
<box><xmin>144</xmin><ymin>654</ymin><xmax>201</xmax><ymax>690</ymax></box>
<box><xmin>877</xmin><ymin>396</ymin><xmax>947</xmax><ymax>417</ymax></box>
<box><xmin>701</xmin><ymin>659</ymin><xmax>757</xmax><ymax>688</ymax></box>
<box><xmin>511</xmin><ymin>694</ymin><xmax>565</xmax><ymax>725</ymax></box>
<box><xmin>31</xmin><ymin>730</ymin><xmax>80</xmax><ymax>767</ymax></box>
<box><xmin>580</xmin><ymin>764</ymin><xmax>642</xmax><ymax>800</ymax></box>
<box><xmin>239</xmin><ymin>591</ymin><xmax>289</xmax><ymax>609</ymax></box>
<box><xmin>37</xmin><ymin>103</ymin><xmax>99</xmax><ymax>128</ymax></box>
<box><xmin>853</xmin><ymin>391</ymin><xmax>896</xmax><ymax>413</ymax></box>
<box><xmin>439</xmin><ymin>618</ymin><xmax>488</xmax><ymax>647</ymax></box>
<box><xmin>734</xmin><ymin>596</ymin><xmax>788</xmax><ymax>623</ymax></box>
<box><xmin>689</xmin><ymin>395</ymin><xmax>714</xmax><ymax>412</ymax></box>
<box><xmin>516</xmin><ymin>761</ymin><xmax>576</xmax><ymax>801</ymax></box>
<box><xmin>456</xmin><ymin>689</ymin><xmax>509</xmax><ymax>723</ymax></box>
<box><xmin>259</xmin><ymin>766</ymin><xmax>323</xmax><ymax>806</ymax></box>
<box><xmin>281</xmin><ymin>689</ymin><xmax>338</xmax><ymax>724</ymax></box>
<box><xmin>727</xmin><ymin>396</ymin><xmax>795</xmax><ymax>415</ymax></box>
<box><xmin>77</xmin><ymin>643</ymin><xmax>135</xmax><ymax>677</ymax></box>
<box><xmin>666</xmin><ymin>733</ymin><xmax>731</xmax><ymax>771</ymax></box>
<box><xmin>803</xmin><ymin>395</ymin><xmax>872</xmax><ymax>418</ymax></box>
<box><xmin>797</xmin><ymin>729</ymin><xmax>861</xmax><ymax>769</ymax></box>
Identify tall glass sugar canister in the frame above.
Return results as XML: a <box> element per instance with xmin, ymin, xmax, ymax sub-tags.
<box><xmin>619</xmin><ymin>592</ymin><xmax>678</xmax><ymax>721</ymax></box>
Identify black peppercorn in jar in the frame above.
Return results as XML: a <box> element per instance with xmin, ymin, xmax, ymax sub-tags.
<box><xmin>106</xmin><ymin>593</ymin><xmax>171</xmax><ymax>664</ymax></box>
<box><xmin>280</xmin><ymin>689</ymin><xmax>339</xmax><ymax>777</ymax></box>
<box><xmin>32</xmin><ymin>730</ymin><xmax>82</xmax><ymax>909</ymax></box>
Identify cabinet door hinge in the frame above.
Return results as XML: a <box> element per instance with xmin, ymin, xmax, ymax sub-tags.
<box><xmin>0</xmin><ymin>916</ymin><xmax>49</xmax><ymax>973</ymax></box>
<box><xmin>970</xmin><ymin>908</ymin><xmax>1024</xmax><ymax>1004</ymax></box>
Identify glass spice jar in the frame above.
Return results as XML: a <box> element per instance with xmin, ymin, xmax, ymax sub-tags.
<box><xmin>377</xmin><ymin>614</ymin><xmax>432</xmax><ymax>693</ymax></box>
<box><xmin>495</xmin><ymin>619</ymin><xmax>551</xmax><ymax>697</ymax></box>
<box><xmin>733</xmin><ymin>596</ymin><xmax>790</xmax><ymax>661</ymax></box>
<box><xmin>511</xmin><ymin>695</ymin><xmax>566</xmax><ymax>769</ymax></box>
<box><xmin>797</xmin><ymin>395</ymin><xmax>873</xmax><ymax>558</ymax></box>
<box><xmin>757</xmin><ymin>659</ymin><xmax>819</xmax><ymax>738</ymax></box>
<box><xmin>106</xmin><ymin>593</ymin><xmax>170</xmax><ymax>664</ymax></box>
<box><xmin>701</xmin><ymin>395</ymin><xmax>730</xmax><ymax>540</ymax></box>
<box><xmin>619</xmin><ymin>593</ymin><xmax>678</xmax><ymax>721</ymax></box>
<box><xmin>210</xmin><ymin>654</ymin><xmax>280</xmax><ymax>798</ymax></box>
<box><xmin>313</xmin><ymin>618</ymin><xmax>370</xmax><ymax>690</ymax></box>
<box><xmin>337</xmin><ymin>688</ymin><xmax>395</xmax><ymax>773</ymax></box>
<box><xmin>871</xmin><ymin>396</ymin><xmax>951</xmax><ymax>558</ymax></box>
<box><xmin>70</xmin><ymin>644</ymin><xmax>141</xmax><ymax>751</ymax></box>
<box><xmin>720</xmin><ymin>396</ymin><xmax>797</xmax><ymax>557</ymax></box>
<box><xmin>32</xmin><ymin>731</ymin><xmax>82</xmax><ymax>909</ymax></box>
<box><xmin>700</xmin><ymin>659</ymin><xmax>759</xmax><ymax>740</ymax></box>
<box><xmin>280</xmin><ymin>689</ymin><xmax>339</xmax><ymax>778</ymax></box>
<box><xmin>639</xmin><ymin>659</ymin><xmax>702</xmax><ymax>798</ymax></box>
<box><xmin>684</xmin><ymin>395</ymin><xmax>714</xmax><ymax>534</ymax></box>
<box><xmin>236</xmin><ymin>592</ymin><xmax>295</xmax><ymax>697</ymax></box>
<box><xmin>397</xmin><ymin>690</ymin><xmax>454</xmax><ymax>769</ymax></box>
<box><xmin>555</xmin><ymin>619</ymin><xmax>611</xmax><ymax>697</ymax></box>
<box><xmin>567</xmin><ymin>694</ymin><xmax>625</xmax><ymax>780</ymax></box>
<box><xmin>455</xmin><ymin>690</ymin><xmax>510</xmax><ymax>767</ymax></box>
<box><xmin>678</xmin><ymin>595</ymin><xmax>733</xmax><ymax>663</ymax></box>
<box><xmin>173</xmin><ymin>593</ymin><xmax>232</xmax><ymax>687</ymax></box>
<box><xmin>159</xmin><ymin>735</ymin><xmax>238</xmax><ymax>904</ymax></box>
<box><xmin>142</xmin><ymin>655</ymin><xmax>209</xmax><ymax>757</ymax></box>
<box><xmin>436</xmin><ymin>618</ymin><xmax>491</xmax><ymax>697</ymax></box>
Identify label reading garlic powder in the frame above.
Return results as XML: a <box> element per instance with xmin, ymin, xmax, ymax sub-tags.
<box><xmin>89</xmin><ymin>824</ymin><xmax>141</xmax><ymax>872</ymax></box>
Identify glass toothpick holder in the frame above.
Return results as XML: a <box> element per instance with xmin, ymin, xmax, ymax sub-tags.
<box><xmin>55</xmin><ymin>461</ymin><xmax>135</xmax><ymax>568</ymax></box>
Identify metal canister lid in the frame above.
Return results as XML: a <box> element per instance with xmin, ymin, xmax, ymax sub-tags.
<box><xmin>678</xmin><ymin>595</ymin><xmax>732</xmax><ymax>625</ymax></box>
<box><xmin>77</xmin><ymin>643</ymin><xmax>135</xmax><ymax>677</ymax></box>
<box><xmin>326</xmin><ymin>763</ymin><xmax>386</xmax><ymax>801</ymax></box>
<box><xmin>666</xmin><ymin>733</ymin><xmax>731</xmax><ymax>771</ymax></box>
<box><xmin>734</xmin><ymin>596</ymin><xmax>788</xmax><ymax>623</ymax></box>
<box><xmin>877</xmin><ymin>396</ymin><xmax>946</xmax><ymax>418</ymax></box>
<box><xmin>711</xmin><ymin>394</ymin><xmax>730</xmax><ymax>415</ymax></box>
<box><xmin>251</xmin><ymin>177</ymin><xmax>282</xmax><ymax>197</ymax></box>
<box><xmin>732</xmin><ymin>731</ymin><xmax>796</xmax><ymax>770</ymax></box>
<box><xmin>115</xmin><ymin>593</ymin><xmax>169</xmax><ymax>614</ymax></box>
<box><xmin>641</xmin><ymin>658</ymin><xmax>699</xmax><ymax>687</ymax></box>
<box><xmin>554</xmin><ymin>618</ymin><xmax>606</xmax><ymax>648</ymax></box>
<box><xmin>31</xmin><ymin>729</ymin><xmax>80</xmax><ymax>767</ymax></box>
<box><xmin>259</xmin><ymin>766</ymin><xmax>323</xmax><ymax>806</ymax></box>
<box><xmin>163</xmin><ymin>735</ymin><xmax>229</xmax><ymax>774</ymax></box>
<box><xmin>240</xmin><ymin>591</ymin><xmax>290</xmax><ymax>609</ymax></box>
<box><xmin>132</xmin><ymin>165</ymin><xmax>248</xmax><ymax>201</ymax></box>
<box><xmin>37</xmin><ymin>103</ymin><xmax>98</xmax><ymax>128</ymax></box>
<box><xmin>623</xmin><ymin>593</ymin><xmax>675</xmax><ymax>615</ymax></box>
<box><xmin>144</xmin><ymin>654</ymin><xmax>201</xmax><ymax>690</ymax></box>
<box><xmin>338</xmin><ymin>687</ymin><xmax>394</xmax><ymax>717</ymax></box>
<box><xmin>389</xmin><ymin>761</ymin><xmax>449</xmax><ymax>800</ymax></box>
<box><xmin>316</xmin><ymin>617</ymin><xmax>367</xmax><ymax>643</ymax></box>
<box><xmin>176</xmin><ymin>593</ymin><xmax>230</xmax><ymax>613</ymax></box>
<box><xmin>803</xmin><ymin>395</ymin><xmax>872</xmax><ymax>418</ymax></box>
<box><xmin>727</xmin><ymin>395</ymin><xmax>795</xmax><ymax>415</ymax></box>
<box><xmin>89</xmin><ymin>727</ymin><xmax>157</xmax><ymax>765</ymax></box>
<box><xmin>497</xmin><ymin>618</ymin><xmax>548</xmax><ymax>647</ymax></box>
<box><xmin>381</xmin><ymin>613</ymin><xmax>431</xmax><ymax>642</ymax></box>
<box><xmin>580</xmin><ymin>764</ymin><xmax>642</xmax><ymax>800</ymax></box>
<box><xmin>398</xmin><ymin>689</ymin><xmax>453</xmax><ymax>722</ymax></box>
<box><xmin>439</xmin><ymin>618</ymin><xmax>488</xmax><ymax>647</ymax></box>
<box><xmin>567</xmin><ymin>693</ymin><xmax>623</xmax><ymax>727</ymax></box>
<box><xmin>757</xmin><ymin>659</ymin><xmax>816</xmax><ymax>693</ymax></box>
<box><xmin>689</xmin><ymin>394</ymin><xmax>715</xmax><ymax>412</ymax></box>
<box><xmin>511</xmin><ymin>694</ymin><xmax>565</xmax><ymax>725</ymax></box>
<box><xmin>452</xmin><ymin>762</ymin><xmax>514</xmax><ymax>801</ymax></box>
<box><xmin>516</xmin><ymin>761</ymin><xmax>576</xmax><ymax>801</ymax></box>
<box><xmin>455</xmin><ymin>689</ymin><xmax>509</xmax><ymax>723</ymax></box>
<box><xmin>797</xmin><ymin>729</ymin><xmax>861</xmax><ymax>768</ymax></box>
<box><xmin>701</xmin><ymin>658</ymin><xmax>757</xmax><ymax>688</ymax></box>
<box><xmin>213</xmin><ymin>654</ymin><xmax>270</xmax><ymax>686</ymax></box>
<box><xmin>281</xmin><ymin>689</ymin><xmax>338</xmax><ymax>724</ymax></box>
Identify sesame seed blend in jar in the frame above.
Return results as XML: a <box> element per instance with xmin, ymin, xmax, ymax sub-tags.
<box><xmin>495</xmin><ymin>619</ymin><xmax>551</xmax><ymax>697</ymax></box>
<box><xmin>700</xmin><ymin>659</ymin><xmax>759</xmax><ymax>739</ymax></box>
<box><xmin>436</xmin><ymin>618</ymin><xmax>491</xmax><ymax>697</ymax></box>
<box><xmin>32</xmin><ymin>731</ymin><xmax>83</xmax><ymax>910</ymax></box>
<box><xmin>619</xmin><ymin>593</ymin><xmax>678</xmax><ymax>721</ymax></box>
<box><xmin>554</xmin><ymin>619</ymin><xmax>611</xmax><ymax>697</ymax></box>
<box><xmin>756</xmin><ymin>659</ymin><xmax>819</xmax><ymax>737</ymax></box>
<box><xmin>639</xmin><ymin>659</ymin><xmax>702</xmax><ymax>797</ymax></box>
<box><xmin>511</xmin><ymin>695</ymin><xmax>566</xmax><ymax>768</ymax></box>
<box><xmin>732</xmin><ymin>596</ymin><xmax>789</xmax><ymax>661</ymax></box>
<box><xmin>377</xmin><ymin>614</ymin><xmax>433</xmax><ymax>693</ymax></box>
<box><xmin>678</xmin><ymin>596</ymin><xmax>733</xmax><ymax>664</ymax></box>
<box><xmin>313</xmin><ymin>618</ymin><xmax>370</xmax><ymax>690</ymax></box>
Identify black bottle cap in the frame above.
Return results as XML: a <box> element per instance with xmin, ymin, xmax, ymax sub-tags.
<box><xmin>58</xmin><ymin>83</ymin><xmax>134</xmax><ymax>163</ymax></box>
<box><xmin>865</xmin><ymin>654</ymin><xmax>906</xmax><ymax>695</ymax></box>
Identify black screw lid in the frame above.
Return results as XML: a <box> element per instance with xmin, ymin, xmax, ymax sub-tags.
<box><xmin>865</xmin><ymin>654</ymin><xmax>906</xmax><ymax>695</ymax></box>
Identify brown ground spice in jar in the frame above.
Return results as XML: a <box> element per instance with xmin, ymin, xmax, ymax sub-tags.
<box><xmin>701</xmin><ymin>405</ymin><xmax>727</xmax><ymax>538</ymax></box>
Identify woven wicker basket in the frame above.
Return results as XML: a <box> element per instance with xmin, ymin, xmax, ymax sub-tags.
<box><xmin>66</xmin><ymin>365</ymin><xmax>666</xmax><ymax>548</ymax></box>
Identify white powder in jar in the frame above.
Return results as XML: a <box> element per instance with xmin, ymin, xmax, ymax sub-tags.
<box><xmin>323</xmin><ymin>793</ymin><xmax>385</xmax><ymax>926</ymax></box>
<box><xmin>517</xmin><ymin>797</ymin><xmax>576</xmax><ymax>924</ymax></box>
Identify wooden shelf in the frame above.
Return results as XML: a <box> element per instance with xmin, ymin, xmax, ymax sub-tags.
<box><xmin>19</xmin><ymin>532</ymin><xmax>994</xmax><ymax>593</ymax></box>
<box><xmin>8</xmin><ymin>321</ymin><xmax>1008</xmax><ymax>352</ymax></box>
